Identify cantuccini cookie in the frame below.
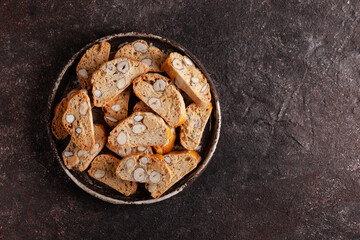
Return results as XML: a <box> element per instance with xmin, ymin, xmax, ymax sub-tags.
<box><xmin>180</xmin><ymin>103</ymin><xmax>212</xmax><ymax>150</ymax></box>
<box><xmin>133</xmin><ymin>73</ymin><xmax>186</xmax><ymax>127</ymax></box>
<box><xmin>91</xmin><ymin>57</ymin><xmax>148</xmax><ymax>107</ymax></box>
<box><xmin>76</xmin><ymin>41</ymin><xmax>111</xmax><ymax>91</ymax></box>
<box><xmin>62</xmin><ymin>89</ymin><xmax>95</xmax><ymax>151</ymax></box>
<box><xmin>88</xmin><ymin>154</ymin><xmax>138</xmax><ymax>196</ymax></box>
<box><xmin>146</xmin><ymin>151</ymin><xmax>201</xmax><ymax>198</ymax></box>
<box><xmin>162</xmin><ymin>52</ymin><xmax>211</xmax><ymax>106</ymax></box>
<box><xmin>114</xmin><ymin>40</ymin><xmax>165</xmax><ymax>72</ymax></box>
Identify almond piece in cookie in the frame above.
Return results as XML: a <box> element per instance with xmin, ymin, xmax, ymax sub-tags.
<box><xmin>102</xmin><ymin>88</ymin><xmax>131</xmax><ymax>128</ymax></box>
<box><xmin>88</xmin><ymin>154</ymin><xmax>138</xmax><ymax>196</ymax></box>
<box><xmin>116</xmin><ymin>154</ymin><xmax>172</xmax><ymax>195</ymax></box>
<box><xmin>162</xmin><ymin>52</ymin><xmax>211</xmax><ymax>106</ymax></box>
<box><xmin>133</xmin><ymin>73</ymin><xmax>186</xmax><ymax>127</ymax></box>
<box><xmin>108</xmin><ymin>112</ymin><xmax>172</xmax><ymax>148</ymax></box>
<box><xmin>91</xmin><ymin>57</ymin><xmax>149</xmax><ymax>107</ymax></box>
<box><xmin>106</xmin><ymin>141</ymin><xmax>153</xmax><ymax>158</ymax></box>
<box><xmin>76</xmin><ymin>41</ymin><xmax>111</xmax><ymax>91</ymax></box>
<box><xmin>180</xmin><ymin>103</ymin><xmax>212</xmax><ymax>150</ymax></box>
<box><xmin>62</xmin><ymin>89</ymin><xmax>95</xmax><ymax>151</ymax></box>
<box><xmin>114</xmin><ymin>40</ymin><xmax>165</xmax><ymax>72</ymax></box>
<box><xmin>146</xmin><ymin>151</ymin><xmax>201</xmax><ymax>198</ymax></box>
<box><xmin>62</xmin><ymin>124</ymin><xmax>107</xmax><ymax>171</ymax></box>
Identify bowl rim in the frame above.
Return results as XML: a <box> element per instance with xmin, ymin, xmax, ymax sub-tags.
<box><xmin>47</xmin><ymin>32</ymin><xmax>221</xmax><ymax>204</ymax></box>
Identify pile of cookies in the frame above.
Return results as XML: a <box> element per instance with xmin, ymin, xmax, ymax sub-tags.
<box><xmin>51</xmin><ymin>40</ymin><xmax>212</xmax><ymax>198</ymax></box>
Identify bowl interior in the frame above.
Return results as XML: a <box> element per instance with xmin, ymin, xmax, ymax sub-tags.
<box><xmin>48</xmin><ymin>32</ymin><xmax>221</xmax><ymax>204</ymax></box>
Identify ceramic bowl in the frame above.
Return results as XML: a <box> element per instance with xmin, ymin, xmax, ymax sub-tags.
<box><xmin>47</xmin><ymin>32</ymin><xmax>221</xmax><ymax>204</ymax></box>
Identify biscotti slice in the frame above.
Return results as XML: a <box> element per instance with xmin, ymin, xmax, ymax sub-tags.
<box><xmin>180</xmin><ymin>103</ymin><xmax>213</xmax><ymax>150</ymax></box>
<box><xmin>91</xmin><ymin>57</ymin><xmax>149</xmax><ymax>107</ymax></box>
<box><xmin>108</xmin><ymin>112</ymin><xmax>172</xmax><ymax>148</ymax></box>
<box><xmin>116</xmin><ymin>154</ymin><xmax>172</xmax><ymax>194</ymax></box>
<box><xmin>133</xmin><ymin>101</ymin><xmax>154</xmax><ymax>113</ymax></box>
<box><xmin>162</xmin><ymin>52</ymin><xmax>211</xmax><ymax>106</ymax></box>
<box><xmin>133</xmin><ymin>73</ymin><xmax>186</xmax><ymax>127</ymax></box>
<box><xmin>153</xmin><ymin>126</ymin><xmax>176</xmax><ymax>154</ymax></box>
<box><xmin>51</xmin><ymin>89</ymin><xmax>81</xmax><ymax>140</ymax></box>
<box><xmin>76</xmin><ymin>41</ymin><xmax>111</xmax><ymax>91</ymax></box>
<box><xmin>106</xmin><ymin>141</ymin><xmax>153</xmax><ymax>158</ymax></box>
<box><xmin>88</xmin><ymin>154</ymin><xmax>138</xmax><ymax>196</ymax></box>
<box><xmin>51</xmin><ymin>97</ymin><xmax>69</xmax><ymax>140</ymax></box>
<box><xmin>146</xmin><ymin>151</ymin><xmax>201</xmax><ymax>198</ymax></box>
<box><xmin>62</xmin><ymin>124</ymin><xmax>107</xmax><ymax>171</ymax></box>
<box><xmin>114</xmin><ymin>40</ymin><xmax>165</xmax><ymax>72</ymax></box>
<box><xmin>62</xmin><ymin>89</ymin><xmax>95</xmax><ymax>151</ymax></box>
<box><xmin>102</xmin><ymin>88</ymin><xmax>131</xmax><ymax>128</ymax></box>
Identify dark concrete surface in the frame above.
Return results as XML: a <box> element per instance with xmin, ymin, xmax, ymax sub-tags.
<box><xmin>1</xmin><ymin>0</ymin><xmax>360</xmax><ymax>239</ymax></box>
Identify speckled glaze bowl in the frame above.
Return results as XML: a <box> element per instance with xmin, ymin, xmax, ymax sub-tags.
<box><xmin>47</xmin><ymin>32</ymin><xmax>221</xmax><ymax>204</ymax></box>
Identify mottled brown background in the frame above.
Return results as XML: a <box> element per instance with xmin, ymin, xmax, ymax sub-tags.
<box><xmin>1</xmin><ymin>0</ymin><xmax>360</xmax><ymax>239</ymax></box>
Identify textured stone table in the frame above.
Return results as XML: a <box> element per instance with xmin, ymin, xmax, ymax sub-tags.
<box><xmin>1</xmin><ymin>0</ymin><xmax>360</xmax><ymax>239</ymax></box>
